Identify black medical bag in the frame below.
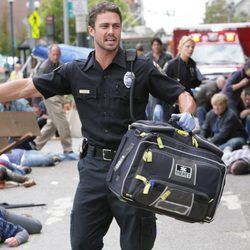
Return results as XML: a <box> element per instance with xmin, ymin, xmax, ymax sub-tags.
<box><xmin>107</xmin><ymin>120</ymin><xmax>227</xmax><ymax>223</ymax></box>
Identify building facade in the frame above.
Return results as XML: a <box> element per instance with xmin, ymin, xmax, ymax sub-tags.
<box><xmin>0</xmin><ymin>0</ymin><xmax>30</xmax><ymax>41</ymax></box>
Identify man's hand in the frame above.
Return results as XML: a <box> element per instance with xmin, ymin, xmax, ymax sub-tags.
<box><xmin>4</xmin><ymin>237</ymin><xmax>19</xmax><ymax>247</ymax></box>
<box><xmin>240</xmin><ymin>109</ymin><xmax>250</xmax><ymax>119</ymax></box>
<box><xmin>171</xmin><ymin>112</ymin><xmax>195</xmax><ymax>132</ymax></box>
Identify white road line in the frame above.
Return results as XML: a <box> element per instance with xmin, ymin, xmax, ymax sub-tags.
<box><xmin>221</xmin><ymin>191</ymin><xmax>241</xmax><ymax>210</ymax></box>
<box><xmin>45</xmin><ymin>197</ymin><xmax>72</xmax><ymax>225</ymax></box>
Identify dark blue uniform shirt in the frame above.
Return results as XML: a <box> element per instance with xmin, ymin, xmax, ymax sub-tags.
<box><xmin>33</xmin><ymin>48</ymin><xmax>185</xmax><ymax>149</ymax></box>
<box><xmin>165</xmin><ymin>56</ymin><xmax>201</xmax><ymax>96</ymax></box>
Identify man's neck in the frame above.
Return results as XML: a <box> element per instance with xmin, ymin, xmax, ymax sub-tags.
<box><xmin>95</xmin><ymin>49</ymin><xmax>118</xmax><ymax>70</ymax></box>
<box><xmin>153</xmin><ymin>52</ymin><xmax>161</xmax><ymax>61</ymax></box>
<box><xmin>48</xmin><ymin>59</ymin><xmax>59</xmax><ymax>67</ymax></box>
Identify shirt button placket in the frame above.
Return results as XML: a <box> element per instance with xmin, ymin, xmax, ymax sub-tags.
<box><xmin>103</xmin><ymin>74</ymin><xmax>109</xmax><ymax>140</ymax></box>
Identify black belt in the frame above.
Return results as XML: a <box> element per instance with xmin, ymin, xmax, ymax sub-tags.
<box><xmin>87</xmin><ymin>145</ymin><xmax>116</xmax><ymax>161</ymax></box>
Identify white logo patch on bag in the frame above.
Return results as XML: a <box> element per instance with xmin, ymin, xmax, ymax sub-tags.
<box><xmin>175</xmin><ymin>164</ymin><xmax>192</xmax><ymax>179</ymax></box>
<box><xmin>123</xmin><ymin>72</ymin><xmax>135</xmax><ymax>88</ymax></box>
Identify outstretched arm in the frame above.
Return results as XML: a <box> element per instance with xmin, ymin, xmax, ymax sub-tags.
<box><xmin>0</xmin><ymin>78</ymin><xmax>42</xmax><ymax>102</ymax></box>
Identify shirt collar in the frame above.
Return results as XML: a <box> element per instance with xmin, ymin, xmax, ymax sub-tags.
<box><xmin>83</xmin><ymin>48</ymin><xmax>127</xmax><ymax>71</ymax></box>
<box><xmin>113</xmin><ymin>48</ymin><xmax>127</xmax><ymax>69</ymax></box>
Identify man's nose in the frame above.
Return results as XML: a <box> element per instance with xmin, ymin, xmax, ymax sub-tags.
<box><xmin>108</xmin><ymin>25</ymin><xmax>114</xmax><ymax>33</ymax></box>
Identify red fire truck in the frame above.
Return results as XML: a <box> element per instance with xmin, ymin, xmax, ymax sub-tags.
<box><xmin>172</xmin><ymin>23</ymin><xmax>250</xmax><ymax>84</ymax></box>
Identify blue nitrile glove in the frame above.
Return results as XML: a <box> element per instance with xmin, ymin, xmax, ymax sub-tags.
<box><xmin>171</xmin><ymin>112</ymin><xmax>195</xmax><ymax>132</ymax></box>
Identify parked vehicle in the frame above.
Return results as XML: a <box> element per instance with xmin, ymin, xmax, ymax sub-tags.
<box><xmin>22</xmin><ymin>44</ymin><xmax>93</xmax><ymax>77</ymax></box>
<box><xmin>171</xmin><ymin>23</ymin><xmax>250</xmax><ymax>84</ymax></box>
<box><xmin>32</xmin><ymin>44</ymin><xmax>93</xmax><ymax>63</ymax></box>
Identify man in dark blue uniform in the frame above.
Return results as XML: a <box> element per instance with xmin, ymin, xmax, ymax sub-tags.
<box><xmin>0</xmin><ymin>2</ymin><xmax>196</xmax><ymax>249</ymax></box>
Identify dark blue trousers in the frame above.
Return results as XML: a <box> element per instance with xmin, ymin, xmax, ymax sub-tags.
<box><xmin>70</xmin><ymin>156</ymin><xmax>156</xmax><ymax>250</ymax></box>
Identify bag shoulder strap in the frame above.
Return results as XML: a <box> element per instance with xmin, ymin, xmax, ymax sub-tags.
<box><xmin>125</xmin><ymin>49</ymin><xmax>137</xmax><ymax>121</ymax></box>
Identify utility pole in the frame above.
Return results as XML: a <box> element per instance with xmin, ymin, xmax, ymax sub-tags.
<box><xmin>8</xmin><ymin>0</ymin><xmax>15</xmax><ymax>66</ymax></box>
<box><xmin>63</xmin><ymin>0</ymin><xmax>70</xmax><ymax>44</ymax></box>
<box><xmin>72</xmin><ymin>0</ymin><xmax>88</xmax><ymax>47</ymax></box>
<box><xmin>28</xmin><ymin>0</ymin><xmax>34</xmax><ymax>12</ymax></box>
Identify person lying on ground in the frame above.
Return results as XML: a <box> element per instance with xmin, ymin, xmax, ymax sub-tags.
<box><xmin>0</xmin><ymin>148</ymin><xmax>78</xmax><ymax>168</ymax></box>
<box><xmin>0</xmin><ymin>166</ymin><xmax>35</xmax><ymax>188</ymax></box>
<box><xmin>0</xmin><ymin>158</ymin><xmax>31</xmax><ymax>175</ymax></box>
<box><xmin>222</xmin><ymin>146</ymin><xmax>250</xmax><ymax>175</ymax></box>
<box><xmin>0</xmin><ymin>206</ymin><xmax>42</xmax><ymax>247</ymax></box>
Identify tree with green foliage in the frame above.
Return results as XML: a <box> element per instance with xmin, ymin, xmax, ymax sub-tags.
<box><xmin>232</xmin><ymin>11</ymin><xmax>249</xmax><ymax>23</ymax></box>
<box><xmin>204</xmin><ymin>0</ymin><xmax>233</xmax><ymax>23</ymax></box>
<box><xmin>40</xmin><ymin>0</ymin><xmax>70</xmax><ymax>43</ymax></box>
<box><xmin>39</xmin><ymin>0</ymin><xmax>134</xmax><ymax>44</ymax></box>
<box><xmin>204</xmin><ymin>0</ymin><xmax>250</xmax><ymax>24</ymax></box>
<box><xmin>0</xmin><ymin>10</ymin><xmax>11</xmax><ymax>54</ymax></box>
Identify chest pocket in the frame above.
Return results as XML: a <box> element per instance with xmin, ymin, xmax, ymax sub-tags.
<box><xmin>110</xmin><ymin>81</ymin><xmax>147</xmax><ymax>104</ymax></box>
<box><xmin>110</xmin><ymin>82</ymin><xmax>130</xmax><ymax>102</ymax></box>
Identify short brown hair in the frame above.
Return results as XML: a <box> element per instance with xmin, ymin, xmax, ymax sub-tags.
<box><xmin>229</xmin><ymin>160</ymin><xmax>250</xmax><ymax>175</ymax></box>
<box><xmin>88</xmin><ymin>2</ymin><xmax>122</xmax><ymax>28</ymax></box>
<box><xmin>49</xmin><ymin>44</ymin><xmax>61</xmax><ymax>55</ymax></box>
<box><xmin>151</xmin><ymin>37</ymin><xmax>162</xmax><ymax>46</ymax></box>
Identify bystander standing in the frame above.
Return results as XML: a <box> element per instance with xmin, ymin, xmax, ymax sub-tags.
<box><xmin>33</xmin><ymin>44</ymin><xmax>77</xmax><ymax>158</ymax></box>
<box><xmin>145</xmin><ymin>37</ymin><xmax>173</xmax><ymax>120</ymax></box>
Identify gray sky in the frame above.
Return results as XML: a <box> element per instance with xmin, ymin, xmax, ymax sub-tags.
<box><xmin>143</xmin><ymin>0</ymin><xmax>207</xmax><ymax>32</ymax></box>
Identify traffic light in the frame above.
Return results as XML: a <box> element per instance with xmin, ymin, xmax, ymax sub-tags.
<box><xmin>46</xmin><ymin>15</ymin><xmax>54</xmax><ymax>42</ymax></box>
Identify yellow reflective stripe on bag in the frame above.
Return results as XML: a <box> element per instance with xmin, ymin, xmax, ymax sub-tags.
<box><xmin>175</xmin><ymin>129</ymin><xmax>189</xmax><ymax>137</ymax></box>
<box><xmin>143</xmin><ymin>150</ymin><xmax>153</xmax><ymax>162</ymax></box>
<box><xmin>192</xmin><ymin>136</ymin><xmax>199</xmax><ymax>148</ymax></box>
<box><xmin>157</xmin><ymin>136</ymin><xmax>164</xmax><ymax>149</ymax></box>
<box><xmin>143</xmin><ymin>183</ymin><xmax>151</xmax><ymax>194</ymax></box>
<box><xmin>135</xmin><ymin>175</ymin><xmax>151</xmax><ymax>194</ymax></box>
<box><xmin>160</xmin><ymin>190</ymin><xmax>171</xmax><ymax>201</ymax></box>
<box><xmin>176</xmin><ymin>129</ymin><xmax>199</xmax><ymax>148</ymax></box>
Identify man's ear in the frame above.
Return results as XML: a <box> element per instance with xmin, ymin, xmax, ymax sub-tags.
<box><xmin>88</xmin><ymin>26</ymin><xmax>94</xmax><ymax>38</ymax></box>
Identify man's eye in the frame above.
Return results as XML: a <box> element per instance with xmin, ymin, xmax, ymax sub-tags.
<box><xmin>100</xmin><ymin>24</ymin><xmax>109</xmax><ymax>28</ymax></box>
<box><xmin>113</xmin><ymin>24</ymin><xmax>121</xmax><ymax>29</ymax></box>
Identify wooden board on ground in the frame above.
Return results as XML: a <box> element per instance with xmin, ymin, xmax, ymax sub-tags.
<box><xmin>0</xmin><ymin>112</ymin><xmax>41</xmax><ymax>137</ymax></box>
<box><xmin>0</xmin><ymin>112</ymin><xmax>41</xmax><ymax>154</ymax></box>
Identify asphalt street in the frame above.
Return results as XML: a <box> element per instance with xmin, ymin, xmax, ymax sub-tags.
<box><xmin>1</xmin><ymin>138</ymin><xmax>250</xmax><ymax>250</ymax></box>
